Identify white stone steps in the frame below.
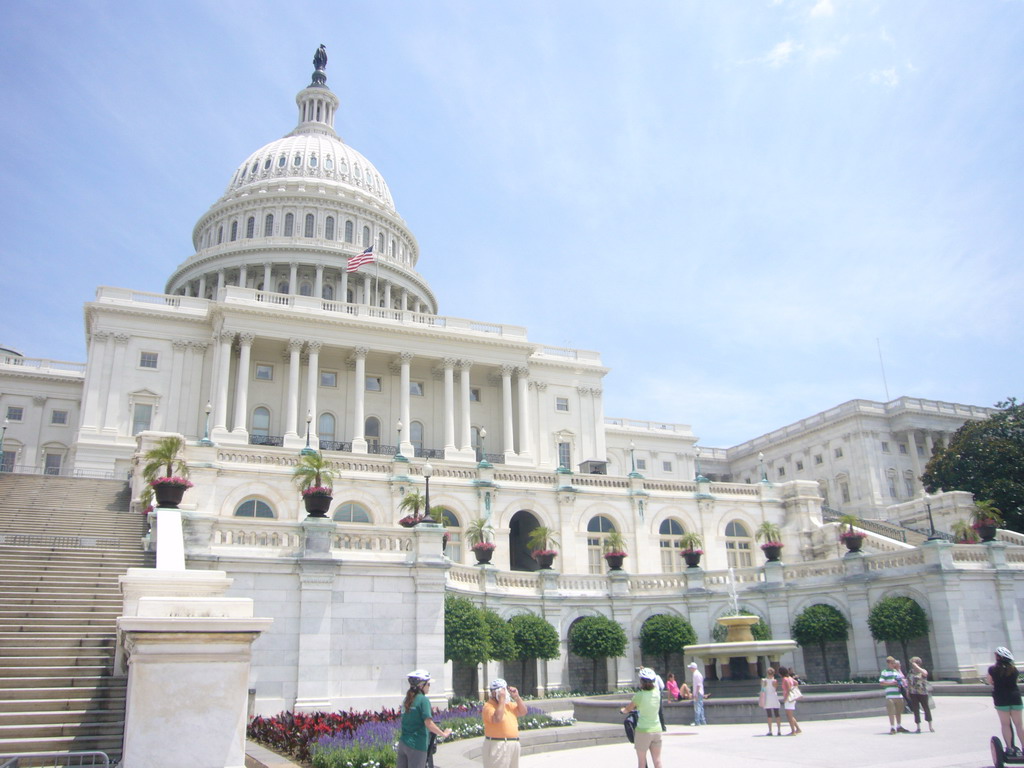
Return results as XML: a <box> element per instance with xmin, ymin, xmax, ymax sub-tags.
<box><xmin>0</xmin><ymin>597</ymin><xmax>123</xmax><ymax>609</ymax></box>
<box><xmin>1</xmin><ymin>654</ymin><xmax>114</xmax><ymax>669</ymax></box>
<box><xmin>0</xmin><ymin>731</ymin><xmax>124</xmax><ymax>756</ymax></box>
<box><xmin>0</xmin><ymin>675</ymin><xmax>116</xmax><ymax>691</ymax></box>
<box><xmin>0</xmin><ymin>707</ymin><xmax>125</xmax><ymax>726</ymax></box>
<box><xmin>0</xmin><ymin>683</ymin><xmax>125</xmax><ymax>703</ymax></box>
<box><xmin>0</xmin><ymin>663</ymin><xmax>111</xmax><ymax>679</ymax></box>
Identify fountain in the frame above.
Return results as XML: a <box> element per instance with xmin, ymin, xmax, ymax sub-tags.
<box><xmin>683</xmin><ymin>568</ymin><xmax>797</xmax><ymax>681</ymax></box>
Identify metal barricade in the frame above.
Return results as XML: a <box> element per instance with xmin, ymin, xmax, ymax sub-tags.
<box><xmin>0</xmin><ymin>752</ymin><xmax>110</xmax><ymax>767</ymax></box>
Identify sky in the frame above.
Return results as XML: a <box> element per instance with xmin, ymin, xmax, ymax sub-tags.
<box><xmin>0</xmin><ymin>0</ymin><xmax>1021</xmax><ymax>447</ymax></box>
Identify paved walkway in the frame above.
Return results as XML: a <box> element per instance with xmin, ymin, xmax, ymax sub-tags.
<box><xmin>520</xmin><ymin>696</ymin><xmax>1002</xmax><ymax>768</ymax></box>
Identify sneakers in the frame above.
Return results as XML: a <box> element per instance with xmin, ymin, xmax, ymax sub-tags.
<box><xmin>890</xmin><ymin>728</ymin><xmax>897</xmax><ymax>735</ymax></box>
<box><xmin>897</xmin><ymin>726</ymin><xmax>911</xmax><ymax>733</ymax></box>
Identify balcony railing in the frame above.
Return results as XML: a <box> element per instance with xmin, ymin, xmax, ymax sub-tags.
<box><xmin>249</xmin><ymin>434</ymin><xmax>284</xmax><ymax>447</ymax></box>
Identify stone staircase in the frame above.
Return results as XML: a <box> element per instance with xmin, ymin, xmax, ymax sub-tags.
<box><xmin>0</xmin><ymin>473</ymin><xmax>152</xmax><ymax>764</ymax></box>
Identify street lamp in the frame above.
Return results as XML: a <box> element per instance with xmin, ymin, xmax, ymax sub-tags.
<box><xmin>759</xmin><ymin>451</ymin><xmax>768</xmax><ymax>483</ymax></box>
<box><xmin>0</xmin><ymin>419</ymin><xmax>8</xmax><ymax>472</ymax></box>
<box><xmin>301</xmin><ymin>410</ymin><xmax>315</xmax><ymax>455</ymax></box>
<box><xmin>695</xmin><ymin>446</ymin><xmax>703</xmax><ymax>480</ymax></box>
<box><xmin>395</xmin><ymin>419</ymin><xmax>406</xmax><ymax>461</ymax></box>
<box><xmin>199</xmin><ymin>402</ymin><xmax>213</xmax><ymax>446</ymax></box>
<box><xmin>421</xmin><ymin>462</ymin><xmax>436</xmax><ymax>524</ymax></box>
<box><xmin>925</xmin><ymin>497</ymin><xmax>942</xmax><ymax>541</ymax></box>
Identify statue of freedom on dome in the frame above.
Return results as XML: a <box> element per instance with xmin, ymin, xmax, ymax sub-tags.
<box><xmin>312</xmin><ymin>44</ymin><xmax>328</xmax><ymax>85</ymax></box>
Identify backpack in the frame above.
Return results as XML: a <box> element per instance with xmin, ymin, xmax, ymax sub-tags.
<box><xmin>623</xmin><ymin>710</ymin><xmax>639</xmax><ymax>744</ymax></box>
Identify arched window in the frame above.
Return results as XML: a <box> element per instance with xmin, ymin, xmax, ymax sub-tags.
<box><xmin>264</xmin><ymin>213</ymin><xmax>274</xmax><ymax>236</ymax></box>
<box><xmin>284</xmin><ymin>213</ymin><xmax>294</xmax><ymax>237</ymax></box>
<box><xmin>325</xmin><ymin>216</ymin><xmax>335</xmax><ymax>240</ymax></box>
<box><xmin>333</xmin><ymin>502</ymin><xmax>371</xmax><ymax>523</ymax></box>
<box><xmin>362</xmin><ymin>226</ymin><xmax>370</xmax><ymax>247</ymax></box>
<box><xmin>278</xmin><ymin>155</ymin><xmax>286</xmax><ymax>168</ymax></box>
<box><xmin>318</xmin><ymin>413</ymin><xmax>336</xmax><ymax>444</ymax></box>
<box><xmin>293</xmin><ymin>153</ymin><xmax>302</xmax><ymax>167</ymax></box>
<box><xmin>322</xmin><ymin>284</ymin><xmax>334</xmax><ymax>300</ymax></box>
<box><xmin>309</xmin><ymin>153</ymin><xmax>318</xmax><ymax>168</ymax></box>
<box><xmin>234</xmin><ymin>499</ymin><xmax>274</xmax><ymax>518</ymax></box>
<box><xmin>263</xmin><ymin>157</ymin><xmax>272</xmax><ymax>170</ymax></box>
<box><xmin>217</xmin><ymin>225</ymin><xmax>223</xmax><ymax>244</ymax></box>
<box><xmin>837</xmin><ymin>474</ymin><xmax>851</xmax><ymax>504</ymax></box>
<box><xmin>389</xmin><ymin>239</ymin><xmax>395</xmax><ymax>257</ymax></box>
<box><xmin>230</xmin><ymin>221</ymin><xmax>238</xmax><ymax>241</ymax></box>
<box><xmin>410</xmin><ymin>421</ymin><xmax>424</xmax><ymax>455</ymax></box>
<box><xmin>441</xmin><ymin>509</ymin><xmax>462</xmax><ymax>563</ymax></box>
<box><xmin>586</xmin><ymin>515</ymin><xmax>617</xmax><ymax>574</ymax></box>
<box><xmin>377</xmin><ymin>233</ymin><xmax>385</xmax><ymax>253</ymax></box>
<box><xmin>299</xmin><ymin>281</ymin><xmax>313</xmax><ymax>296</ymax></box>
<box><xmin>344</xmin><ymin>220</ymin><xmax>354</xmax><ymax>243</ymax></box>
<box><xmin>471</xmin><ymin>426</ymin><xmax>483</xmax><ymax>461</ymax></box>
<box><xmin>251</xmin><ymin>407</ymin><xmax>270</xmax><ymax>437</ymax></box>
<box><xmin>246</xmin><ymin>216</ymin><xmax>255</xmax><ymax>238</ymax></box>
<box><xmin>304</xmin><ymin>213</ymin><xmax>315</xmax><ymax>238</ymax></box>
<box><xmin>365</xmin><ymin>417</ymin><xmax>381</xmax><ymax>451</ymax></box>
<box><xmin>277</xmin><ymin>281</ymin><xmax>289</xmax><ymax>294</ymax></box>
<box><xmin>725</xmin><ymin>520</ymin><xmax>753</xmax><ymax>568</ymax></box>
<box><xmin>887</xmin><ymin>470</ymin><xmax>898</xmax><ymax>499</ymax></box>
<box><xmin>904</xmin><ymin>471</ymin><xmax>915</xmax><ymax>498</ymax></box>
<box><xmin>659</xmin><ymin>518</ymin><xmax>685</xmax><ymax>573</ymax></box>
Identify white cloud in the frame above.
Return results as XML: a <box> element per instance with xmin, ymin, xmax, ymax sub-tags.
<box><xmin>810</xmin><ymin>0</ymin><xmax>835</xmax><ymax>18</ymax></box>
<box><xmin>870</xmin><ymin>67</ymin><xmax>900</xmax><ymax>87</ymax></box>
<box><xmin>765</xmin><ymin>40</ymin><xmax>801</xmax><ymax>67</ymax></box>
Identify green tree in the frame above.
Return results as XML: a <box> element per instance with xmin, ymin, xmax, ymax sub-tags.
<box><xmin>639</xmin><ymin>614</ymin><xmax>697</xmax><ymax>674</ymax></box>
<box><xmin>791</xmin><ymin>604</ymin><xmax>849</xmax><ymax>683</ymax></box>
<box><xmin>508</xmin><ymin>613</ymin><xmax>561</xmax><ymax>688</ymax></box>
<box><xmin>922</xmin><ymin>397</ymin><xmax>1024</xmax><ymax>532</ymax></box>
<box><xmin>444</xmin><ymin>595</ymin><xmax>489</xmax><ymax>665</ymax></box>
<box><xmin>481</xmin><ymin>609</ymin><xmax>518</xmax><ymax>661</ymax></box>
<box><xmin>141</xmin><ymin>435</ymin><xmax>188</xmax><ymax>483</ymax></box>
<box><xmin>867</xmin><ymin>595</ymin><xmax>929</xmax><ymax>666</ymax></box>
<box><xmin>711</xmin><ymin>609</ymin><xmax>772</xmax><ymax>642</ymax></box>
<box><xmin>568</xmin><ymin>615</ymin><xmax>628</xmax><ymax>690</ymax></box>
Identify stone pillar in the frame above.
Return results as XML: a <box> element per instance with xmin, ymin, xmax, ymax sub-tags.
<box><xmin>534</xmin><ymin>382</ymin><xmax>549</xmax><ymax>466</ymax></box>
<box><xmin>314</xmin><ymin>264</ymin><xmax>324</xmax><ymax>299</ymax></box>
<box><xmin>198</xmin><ymin>274</ymin><xmax>207</xmax><ymax>298</ymax></box>
<box><xmin>262</xmin><ymin>262</ymin><xmax>272</xmax><ymax>292</ymax></box>
<box><xmin>212</xmin><ymin>331</ymin><xmax>234</xmax><ymax>434</ymax></box>
<box><xmin>906</xmin><ymin>430</ymin><xmax>922</xmax><ymax>495</ymax></box>
<box><xmin>238</xmin><ymin>265</ymin><xmax>247</xmax><ymax>288</ymax></box>
<box><xmin>399</xmin><ymin>352</ymin><xmax>414</xmax><ymax>456</ymax></box>
<box><xmin>363</xmin><ymin>274</ymin><xmax>371</xmax><ymax>305</ymax></box>
<box><xmin>216</xmin><ymin>270</ymin><xmax>225</xmax><ymax>295</ymax></box>
<box><xmin>289</xmin><ymin>262</ymin><xmax>298</xmax><ymax>296</ymax></box>
<box><xmin>501</xmin><ymin>365</ymin><xmax>515</xmax><ymax>456</ymax></box>
<box><xmin>305</xmin><ymin>341</ymin><xmax>322</xmax><ymax>446</ymax></box>
<box><xmin>516</xmin><ymin>367</ymin><xmax>532</xmax><ymax>458</ymax></box>
<box><xmin>102</xmin><ymin>333</ymin><xmax>130</xmax><ymax>432</ymax></box>
<box><xmin>443</xmin><ymin>358</ymin><xmax>456</xmax><ymax>452</ymax></box>
<box><xmin>385</xmin><ymin>282</ymin><xmax>392</xmax><ymax>308</ymax></box>
<box><xmin>351</xmin><ymin>347</ymin><xmax>369</xmax><ymax>453</ymax></box>
<box><xmin>80</xmin><ymin>330</ymin><xmax>110</xmax><ymax>432</ymax></box>
<box><xmin>924</xmin><ymin>432</ymin><xmax>935</xmax><ymax>461</ymax></box>
<box><xmin>592</xmin><ymin>387</ymin><xmax>606</xmax><ymax>461</ymax></box>
<box><xmin>341</xmin><ymin>270</ymin><xmax>348</xmax><ymax>302</ymax></box>
<box><xmin>231</xmin><ymin>333</ymin><xmax>254</xmax><ymax>437</ymax></box>
<box><xmin>459</xmin><ymin>360</ymin><xmax>473</xmax><ymax>452</ymax></box>
<box><xmin>401</xmin><ymin>290</ymin><xmax>408</xmax><ymax>311</ymax></box>
<box><xmin>295</xmin><ymin>518</ymin><xmax>338</xmax><ymax>711</ymax></box>
<box><xmin>284</xmin><ymin>338</ymin><xmax>303</xmax><ymax>443</ymax></box>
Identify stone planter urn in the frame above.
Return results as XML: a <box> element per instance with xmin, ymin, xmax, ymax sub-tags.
<box><xmin>303</xmin><ymin>493</ymin><xmax>333</xmax><ymax>518</ymax></box>
<box><xmin>604</xmin><ymin>553</ymin><xmax>626</xmax><ymax>571</ymax></box>
<box><xmin>533</xmin><ymin>551</ymin><xmax>557</xmax><ymax>569</ymax></box>
<box><xmin>682</xmin><ymin>550</ymin><xmax>703</xmax><ymax>569</ymax></box>
<box><xmin>841</xmin><ymin>533</ymin><xmax>866</xmax><ymax>553</ymax></box>
<box><xmin>473</xmin><ymin>546</ymin><xmax>495</xmax><ymax>564</ymax></box>
<box><xmin>761</xmin><ymin>544</ymin><xmax>783</xmax><ymax>562</ymax></box>
<box><xmin>152</xmin><ymin>482</ymin><xmax>189</xmax><ymax>509</ymax></box>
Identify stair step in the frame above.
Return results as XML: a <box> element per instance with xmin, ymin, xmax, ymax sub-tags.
<box><xmin>0</xmin><ymin>655</ymin><xmax>114</xmax><ymax>668</ymax></box>
<box><xmin>0</xmin><ymin>732</ymin><xmax>124</xmax><ymax>756</ymax></box>
<box><xmin>0</xmin><ymin>684</ymin><xmax>125</xmax><ymax>702</ymax></box>
<box><xmin>0</xmin><ymin>708</ymin><xmax>125</xmax><ymax>726</ymax></box>
<box><xmin>0</xmin><ymin>675</ymin><xmax>118</xmax><ymax>689</ymax></box>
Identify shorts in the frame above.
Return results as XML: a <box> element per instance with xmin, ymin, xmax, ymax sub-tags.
<box><xmin>996</xmin><ymin>704</ymin><xmax>1024</xmax><ymax>712</ymax></box>
<box><xmin>784</xmin><ymin>701</ymin><xmax>797</xmax><ymax>711</ymax></box>
<box><xmin>886</xmin><ymin>699</ymin><xmax>903</xmax><ymax>717</ymax></box>
<box><xmin>634</xmin><ymin>731</ymin><xmax>663</xmax><ymax>752</ymax></box>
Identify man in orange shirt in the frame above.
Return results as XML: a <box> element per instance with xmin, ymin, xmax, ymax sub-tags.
<box><xmin>482</xmin><ymin>678</ymin><xmax>528</xmax><ymax>768</ymax></box>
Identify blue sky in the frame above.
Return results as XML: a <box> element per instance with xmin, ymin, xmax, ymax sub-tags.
<box><xmin>1</xmin><ymin>0</ymin><xmax>1021</xmax><ymax>447</ymax></box>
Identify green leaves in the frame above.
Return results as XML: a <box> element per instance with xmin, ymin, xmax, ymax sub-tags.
<box><xmin>509</xmin><ymin>613</ymin><xmax>561</xmax><ymax>661</ymax></box>
<box><xmin>791</xmin><ymin>604</ymin><xmax>849</xmax><ymax>647</ymax></box>
<box><xmin>639</xmin><ymin>614</ymin><xmax>697</xmax><ymax>669</ymax></box>
<box><xmin>867</xmin><ymin>596</ymin><xmax>928</xmax><ymax>645</ymax></box>
<box><xmin>568</xmin><ymin>615</ymin><xmax>627</xmax><ymax>660</ymax></box>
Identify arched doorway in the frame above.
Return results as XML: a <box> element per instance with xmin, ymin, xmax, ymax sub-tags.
<box><xmin>509</xmin><ymin>510</ymin><xmax>540</xmax><ymax>571</ymax></box>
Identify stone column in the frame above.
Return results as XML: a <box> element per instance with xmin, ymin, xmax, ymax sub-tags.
<box><xmin>314</xmin><ymin>264</ymin><xmax>324</xmax><ymax>299</ymax></box>
<box><xmin>906</xmin><ymin>430</ymin><xmax>922</xmax><ymax>495</ymax></box>
<box><xmin>459</xmin><ymin>360</ymin><xmax>473</xmax><ymax>451</ymax></box>
<box><xmin>592</xmin><ymin>387</ymin><xmax>606</xmax><ymax>461</ymax></box>
<box><xmin>500</xmin><ymin>365</ymin><xmax>515</xmax><ymax>456</ymax></box>
<box><xmin>924</xmin><ymin>432</ymin><xmax>935</xmax><ymax>460</ymax></box>
<box><xmin>238</xmin><ymin>265</ymin><xmax>247</xmax><ymax>288</ymax></box>
<box><xmin>516</xmin><ymin>367</ymin><xmax>531</xmax><ymax>458</ymax></box>
<box><xmin>305</xmin><ymin>341</ymin><xmax>322</xmax><ymax>446</ymax></box>
<box><xmin>294</xmin><ymin>523</ymin><xmax>337</xmax><ymax>711</ymax></box>
<box><xmin>231</xmin><ymin>333</ymin><xmax>254</xmax><ymax>436</ymax></box>
<box><xmin>399</xmin><ymin>352</ymin><xmax>413</xmax><ymax>456</ymax></box>
<box><xmin>289</xmin><ymin>262</ymin><xmax>298</xmax><ymax>296</ymax></box>
<box><xmin>210</xmin><ymin>331</ymin><xmax>234</xmax><ymax>434</ymax></box>
<box><xmin>165</xmin><ymin>339</ymin><xmax>189</xmax><ymax>434</ymax></box>
<box><xmin>263</xmin><ymin>262</ymin><xmax>272</xmax><ymax>292</ymax></box>
<box><xmin>284</xmin><ymin>338</ymin><xmax>303</xmax><ymax>440</ymax></box>
<box><xmin>384</xmin><ymin>282</ymin><xmax>392</xmax><ymax>309</ymax></box>
<box><xmin>198</xmin><ymin>274</ymin><xmax>207</xmax><ymax>298</ymax></box>
<box><xmin>534</xmin><ymin>381</ymin><xmax>549</xmax><ymax>466</ymax></box>
<box><xmin>443</xmin><ymin>358</ymin><xmax>456</xmax><ymax>451</ymax></box>
<box><xmin>340</xmin><ymin>270</ymin><xmax>348</xmax><ymax>303</ymax></box>
<box><xmin>102</xmin><ymin>333</ymin><xmax>130</xmax><ymax>432</ymax></box>
<box><xmin>401</xmin><ymin>290</ymin><xmax>408</xmax><ymax>311</ymax></box>
<box><xmin>351</xmin><ymin>347</ymin><xmax>369</xmax><ymax>453</ymax></box>
<box><xmin>80</xmin><ymin>330</ymin><xmax>109</xmax><ymax>432</ymax></box>
<box><xmin>216</xmin><ymin>270</ymin><xmax>225</xmax><ymax>295</ymax></box>
<box><xmin>363</xmin><ymin>274</ymin><xmax>371</xmax><ymax>305</ymax></box>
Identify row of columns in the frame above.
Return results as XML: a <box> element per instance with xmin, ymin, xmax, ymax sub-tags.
<box><xmin>903</xmin><ymin>429</ymin><xmax>947</xmax><ymax>495</ymax></box>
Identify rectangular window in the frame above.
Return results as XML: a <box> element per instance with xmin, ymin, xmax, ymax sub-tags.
<box><xmin>881</xmin><ymin>441</ymin><xmax>890</xmax><ymax>453</ymax></box>
<box><xmin>6</xmin><ymin>406</ymin><xmax>24</xmax><ymax>422</ymax></box>
<box><xmin>557</xmin><ymin>442</ymin><xmax>571</xmax><ymax>469</ymax></box>
<box><xmin>320</xmin><ymin>370</ymin><xmax>338</xmax><ymax>388</ymax></box>
<box><xmin>662</xmin><ymin>461</ymin><xmax>673</xmax><ymax>472</ymax></box>
<box><xmin>814</xmin><ymin>454</ymin><xmax>823</xmax><ymax>465</ymax></box>
<box><xmin>834</xmin><ymin>447</ymin><xmax>843</xmax><ymax>459</ymax></box>
<box><xmin>470</xmin><ymin>388</ymin><xmax>481</xmax><ymax>402</ymax></box>
<box><xmin>132</xmin><ymin>403</ymin><xmax>153</xmax><ymax>435</ymax></box>
<box><xmin>139</xmin><ymin>352</ymin><xmax>158</xmax><ymax>369</ymax></box>
<box><xmin>43</xmin><ymin>453</ymin><xmax>61</xmax><ymax>476</ymax></box>
<box><xmin>410</xmin><ymin>381</ymin><xmax>424</xmax><ymax>396</ymax></box>
<box><xmin>898</xmin><ymin>443</ymin><xmax>908</xmax><ymax>455</ymax></box>
<box><xmin>795</xmin><ymin>460</ymin><xmax>804</xmax><ymax>471</ymax></box>
<box><xmin>555</xmin><ymin>397</ymin><xmax>570</xmax><ymax>412</ymax></box>
<box><xmin>777</xmin><ymin>466</ymin><xmax>786</xmax><ymax>477</ymax></box>
<box><xmin>254</xmin><ymin>364</ymin><xmax>273</xmax><ymax>381</ymax></box>
<box><xmin>840</xmin><ymin>482</ymin><xmax>851</xmax><ymax>503</ymax></box>
<box><xmin>0</xmin><ymin>450</ymin><xmax>14</xmax><ymax>472</ymax></box>
<box><xmin>50</xmin><ymin>410</ymin><xmax>68</xmax><ymax>426</ymax></box>
<box><xmin>365</xmin><ymin>376</ymin><xmax>382</xmax><ymax>392</ymax></box>
<box><xmin>636</xmin><ymin>458</ymin><xmax>647</xmax><ymax>471</ymax></box>
<box><xmin>917</xmin><ymin>445</ymin><xmax>925</xmax><ymax>457</ymax></box>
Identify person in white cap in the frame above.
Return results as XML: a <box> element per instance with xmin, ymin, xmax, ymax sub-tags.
<box><xmin>482</xmin><ymin>678</ymin><xmax>528</xmax><ymax>768</ymax></box>
<box><xmin>988</xmin><ymin>647</ymin><xmax>1023</xmax><ymax>756</ymax></box>
<box><xmin>688</xmin><ymin>662</ymin><xmax>706</xmax><ymax>725</ymax></box>
<box><xmin>620</xmin><ymin>667</ymin><xmax>663</xmax><ymax>768</ymax></box>
<box><xmin>399</xmin><ymin>670</ymin><xmax>452</xmax><ymax>768</ymax></box>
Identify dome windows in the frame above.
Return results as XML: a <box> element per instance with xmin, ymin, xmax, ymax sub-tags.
<box><xmin>362</xmin><ymin>226</ymin><xmax>370</xmax><ymax>247</ymax></box>
<box><xmin>246</xmin><ymin>217</ymin><xmax>255</xmax><ymax>239</ymax></box>
<box><xmin>264</xmin><ymin>214</ymin><xmax>274</xmax><ymax>237</ymax></box>
<box><xmin>304</xmin><ymin>214</ymin><xmax>315</xmax><ymax>238</ymax></box>
<box><xmin>325</xmin><ymin>216</ymin><xmax>335</xmax><ymax>241</ymax></box>
<box><xmin>309</xmin><ymin>153</ymin><xmax>318</xmax><ymax>168</ymax></box>
<box><xmin>325</xmin><ymin>156</ymin><xmax>333</xmax><ymax>171</ymax></box>
<box><xmin>293</xmin><ymin>154</ymin><xmax>302</xmax><ymax>168</ymax></box>
<box><xmin>264</xmin><ymin>157</ymin><xmax>272</xmax><ymax>170</ymax></box>
<box><xmin>251</xmin><ymin>161</ymin><xmax>258</xmax><ymax>175</ymax></box>
<box><xmin>278</xmin><ymin>155</ymin><xmax>286</xmax><ymax>168</ymax></box>
<box><xmin>344</xmin><ymin>220</ymin><xmax>354</xmax><ymax>243</ymax></box>
<box><xmin>284</xmin><ymin>213</ymin><xmax>294</xmax><ymax>237</ymax></box>
<box><xmin>230</xmin><ymin>221</ymin><xmax>238</xmax><ymax>241</ymax></box>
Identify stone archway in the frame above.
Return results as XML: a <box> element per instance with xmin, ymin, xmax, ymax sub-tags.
<box><xmin>509</xmin><ymin>510</ymin><xmax>540</xmax><ymax>572</ymax></box>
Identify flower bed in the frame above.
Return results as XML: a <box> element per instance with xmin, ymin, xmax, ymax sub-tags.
<box><xmin>248</xmin><ymin>703</ymin><xmax>573</xmax><ymax>768</ymax></box>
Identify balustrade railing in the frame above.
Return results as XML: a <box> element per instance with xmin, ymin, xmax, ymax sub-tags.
<box><xmin>250</xmin><ymin>434</ymin><xmax>284</xmax><ymax>447</ymax></box>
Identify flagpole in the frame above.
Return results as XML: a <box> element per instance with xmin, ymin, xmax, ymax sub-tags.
<box><xmin>374</xmin><ymin>252</ymin><xmax>380</xmax><ymax>308</ymax></box>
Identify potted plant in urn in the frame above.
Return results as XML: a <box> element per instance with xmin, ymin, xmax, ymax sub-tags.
<box><xmin>292</xmin><ymin>451</ymin><xmax>336</xmax><ymax>518</ymax></box>
<box><xmin>397</xmin><ymin>491</ymin><xmax>427</xmax><ymax>527</ymax></box>
<box><xmin>755</xmin><ymin>521</ymin><xmax>784</xmax><ymax>562</ymax></box>
<box><xmin>526</xmin><ymin>525</ymin><xmax>560</xmax><ymax>570</ymax></box>
<box><xmin>951</xmin><ymin>519</ymin><xmax>979</xmax><ymax>544</ymax></box>
<box><xmin>679</xmin><ymin>531</ymin><xmax>704</xmax><ymax>568</ymax></box>
<box><xmin>838</xmin><ymin>513</ymin><xmax>867</xmax><ymax>552</ymax></box>
<box><xmin>603</xmin><ymin>530</ymin><xmax>628</xmax><ymax>571</ymax></box>
<box><xmin>142</xmin><ymin>436</ymin><xmax>193</xmax><ymax>509</ymax></box>
<box><xmin>970</xmin><ymin>499</ymin><xmax>1004</xmax><ymax>543</ymax></box>
<box><xmin>467</xmin><ymin>517</ymin><xmax>496</xmax><ymax>564</ymax></box>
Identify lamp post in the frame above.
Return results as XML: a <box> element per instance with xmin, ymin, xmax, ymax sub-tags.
<box><xmin>0</xmin><ymin>419</ymin><xmax>8</xmax><ymax>472</ymax></box>
<box><xmin>301</xmin><ymin>410</ymin><xmax>315</xmax><ymax>455</ymax></box>
<box><xmin>759</xmin><ymin>451</ymin><xmax>768</xmax><ymax>483</ymax></box>
<box><xmin>395</xmin><ymin>419</ymin><xmax>405</xmax><ymax>461</ymax></box>
<box><xmin>628</xmin><ymin>440</ymin><xmax>642</xmax><ymax>478</ymax></box>
<box><xmin>421</xmin><ymin>462</ymin><xmax>436</xmax><ymax>524</ymax></box>
<box><xmin>925</xmin><ymin>497</ymin><xmax>942</xmax><ymax>541</ymax></box>
<box><xmin>695</xmin><ymin>446</ymin><xmax>703</xmax><ymax>480</ymax></box>
<box><xmin>478</xmin><ymin>427</ymin><xmax>491</xmax><ymax>467</ymax></box>
<box><xmin>199</xmin><ymin>402</ymin><xmax>213</xmax><ymax>446</ymax></box>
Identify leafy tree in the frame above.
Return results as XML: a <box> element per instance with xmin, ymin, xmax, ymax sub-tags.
<box><xmin>568</xmin><ymin>615</ymin><xmax>628</xmax><ymax>690</ymax></box>
<box><xmin>791</xmin><ymin>604</ymin><xmax>849</xmax><ymax>682</ymax></box>
<box><xmin>508</xmin><ymin>613</ymin><xmax>561</xmax><ymax>687</ymax></box>
<box><xmin>711</xmin><ymin>609</ymin><xmax>772</xmax><ymax>642</ymax></box>
<box><xmin>922</xmin><ymin>397</ymin><xmax>1024</xmax><ymax>532</ymax></box>
<box><xmin>444</xmin><ymin>595</ymin><xmax>489</xmax><ymax>665</ymax></box>
<box><xmin>481</xmin><ymin>609</ymin><xmax>518</xmax><ymax>661</ymax></box>
<box><xmin>142</xmin><ymin>435</ymin><xmax>188</xmax><ymax>482</ymax></box>
<box><xmin>639</xmin><ymin>614</ymin><xmax>697</xmax><ymax>673</ymax></box>
<box><xmin>867</xmin><ymin>595</ymin><xmax>929</xmax><ymax>666</ymax></box>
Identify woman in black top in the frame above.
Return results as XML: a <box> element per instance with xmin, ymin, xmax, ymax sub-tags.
<box><xmin>988</xmin><ymin>647</ymin><xmax>1023</xmax><ymax>755</ymax></box>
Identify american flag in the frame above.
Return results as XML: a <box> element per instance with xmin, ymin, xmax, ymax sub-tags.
<box><xmin>346</xmin><ymin>246</ymin><xmax>375</xmax><ymax>273</ymax></box>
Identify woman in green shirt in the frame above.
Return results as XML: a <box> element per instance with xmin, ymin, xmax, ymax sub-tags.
<box><xmin>399</xmin><ymin>670</ymin><xmax>452</xmax><ymax>768</ymax></box>
<box><xmin>620</xmin><ymin>667</ymin><xmax>663</xmax><ymax>768</ymax></box>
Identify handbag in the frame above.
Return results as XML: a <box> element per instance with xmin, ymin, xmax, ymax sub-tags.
<box><xmin>623</xmin><ymin>709</ymin><xmax>639</xmax><ymax>744</ymax></box>
<box><xmin>786</xmin><ymin>685</ymin><xmax>803</xmax><ymax>703</ymax></box>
